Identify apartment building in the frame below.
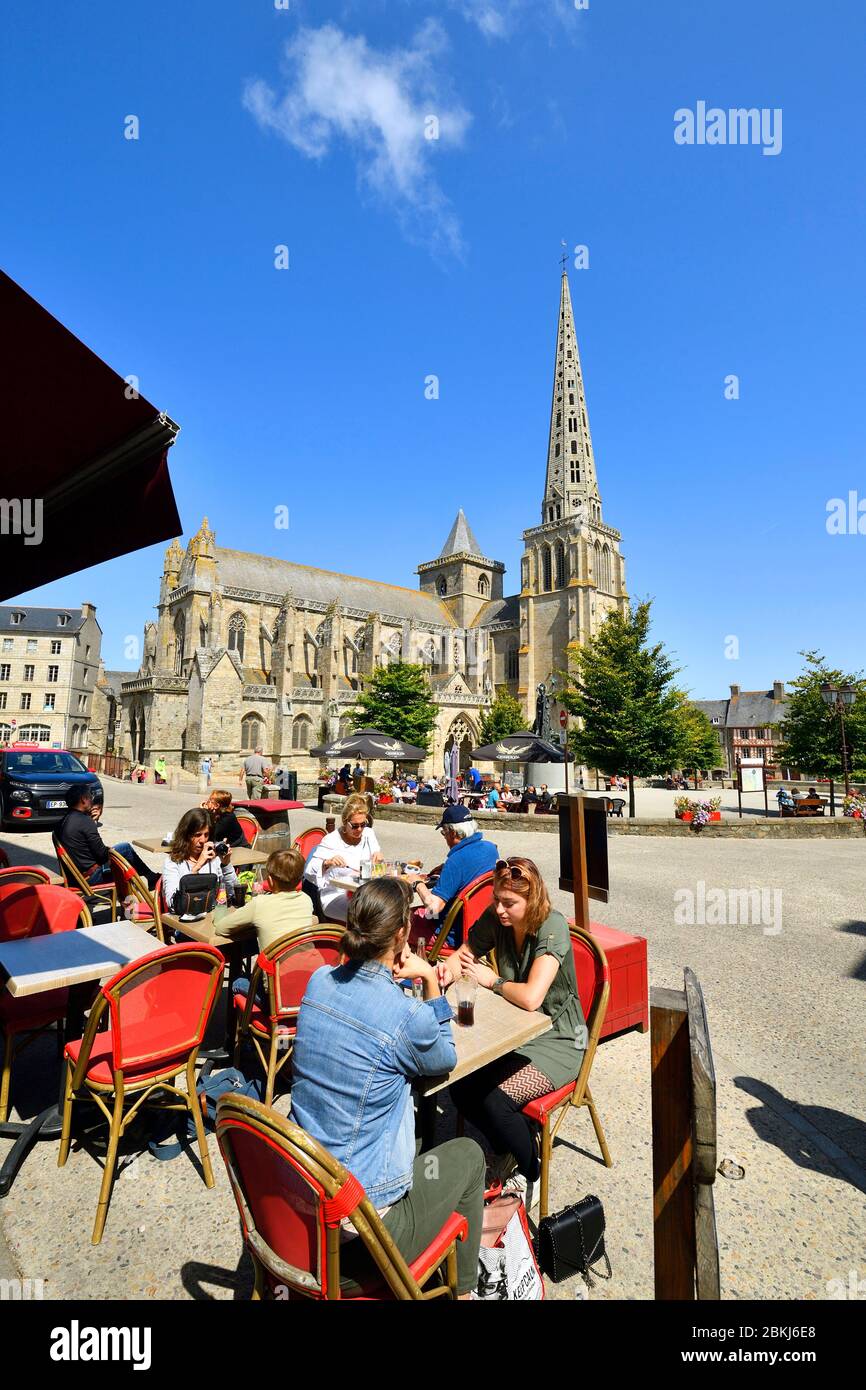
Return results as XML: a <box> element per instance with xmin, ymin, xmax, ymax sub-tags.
<box><xmin>693</xmin><ymin>681</ymin><xmax>790</xmax><ymax>776</ymax></box>
<box><xmin>0</xmin><ymin>603</ymin><xmax>103</xmax><ymax>752</ymax></box>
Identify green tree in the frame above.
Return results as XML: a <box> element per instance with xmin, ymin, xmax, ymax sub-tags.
<box><xmin>478</xmin><ymin>686</ymin><xmax>526</xmax><ymax>745</ymax></box>
<box><xmin>560</xmin><ymin>600</ymin><xmax>684</xmax><ymax>817</ymax></box>
<box><xmin>351</xmin><ymin>662</ymin><xmax>438</xmax><ymax>753</ymax></box>
<box><xmin>774</xmin><ymin>651</ymin><xmax>866</xmax><ymax>784</ymax></box>
<box><xmin>675</xmin><ymin>697</ymin><xmax>725</xmax><ymax>785</ymax></box>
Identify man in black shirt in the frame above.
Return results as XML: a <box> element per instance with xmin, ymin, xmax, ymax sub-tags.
<box><xmin>58</xmin><ymin>786</ymin><xmax>159</xmax><ymax>889</ymax></box>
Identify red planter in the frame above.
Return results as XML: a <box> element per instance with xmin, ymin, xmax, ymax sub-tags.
<box><xmin>710</xmin><ymin>811</ymin><xmax>721</xmax><ymax>821</ymax></box>
<box><xmin>678</xmin><ymin>812</ymin><xmax>693</xmax><ymax>823</ymax></box>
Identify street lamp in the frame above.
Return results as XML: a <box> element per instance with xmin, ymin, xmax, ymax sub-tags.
<box><xmin>820</xmin><ymin>681</ymin><xmax>856</xmax><ymax>798</ymax></box>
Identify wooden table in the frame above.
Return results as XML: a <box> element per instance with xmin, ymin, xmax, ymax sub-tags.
<box><xmin>132</xmin><ymin>839</ymin><xmax>270</xmax><ymax>868</ymax></box>
<box><xmin>0</xmin><ymin>920</ymin><xmax>159</xmax><ymax>1195</ymax></box>
<box><xmin>419</xmin><ymin>985</ymin><xmax>551</xmax><ymax>1096</ymax></box>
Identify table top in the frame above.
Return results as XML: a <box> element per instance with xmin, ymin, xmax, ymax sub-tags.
<box><xmin>234</xmin><ymin>799</ymin><xmax>305</xmax><ymax>811</ymax></box>
<box><xmin>418</xmin><ymin>985</ymin><xmax>552</xmax><ymax>1096</ymax></box>
<box><xmin>0</xmin><ymin>921</ymin><xmax>159</xmax><ymax>998</ymax></box>
<box><xmin>132</xmin><ymin>839</ymin><xmax>270</xmax><ymax>867</ymax></box>
<box><xmin>160</xmin><ymin>908</ymin><xmax>257</xmax><ymax>949</ymax></box>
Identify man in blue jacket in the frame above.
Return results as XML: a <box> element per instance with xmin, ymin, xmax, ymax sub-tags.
<box><xmin>409</xmin><ymin>805</ymin><xmax>499</xmax><ymax>948</ymax></box>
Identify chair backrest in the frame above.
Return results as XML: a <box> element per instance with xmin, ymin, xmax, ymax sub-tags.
<box><xmin>234</xmin><ymin>811</ymin><xmax>260</xmax><ymax>847</ymax></box>
<box><xmin>0</xmin><ymin>883</ymin><xmax>89</xmax><ymax>941</ymax></box>
<box><xmin>259</xmin><ymin>927</ymin><xmax>345</xmax><ymax>1021</ymax></box>
<box><xmin>569</xmin><ymin>926</ymin><xmax>610</xmax><ymax>1046</ymax></box>
<box><xmin>216</xmin><ymin>1092</ymin><xmax>427</xmax><ymax>1300</ymax></box>
<box><xmin>293</xmin><ymin>827</ymin><xmax>326</xmax><ymax>863</ymax></box>
<box><xmin>106</xmin><ymin>852</ymin><xmax>163</xmax><ymax>941</ymax></box>
<box><xmin>0</xmin><ymin>865</ymin><xmax>53</xmax><ymax>887</ymax></box>
<box><xmin>432</xmin><ymin>870</ymin><xmax>495</xmax><ymax>960</ymax></box>
<box><xmin>53</xmin><ymin>838</ymin><xmax>94</xmax><ymax>894</ymax></box>
<box><xmin>93</xmin><ymin>943</ymin><xmax>224</xmax><ymax>1074</ymax></box>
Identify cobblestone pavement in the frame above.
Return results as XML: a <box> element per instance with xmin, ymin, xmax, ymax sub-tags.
<box><xmin>1</xmin><ymin>779</ymin><xmax>863</xmax><ymax>1302</ymax></box>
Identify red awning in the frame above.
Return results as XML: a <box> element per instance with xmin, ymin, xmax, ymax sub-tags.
<box><xmin>0</xmin><ymin>270</ymin><xmax>182</xmax><ymax>599</ymax></box>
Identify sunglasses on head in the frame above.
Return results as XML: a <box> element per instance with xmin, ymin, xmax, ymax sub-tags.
<box><xmin>495</xmin><ymin>858</ymin><xmax>530</xmax><ymax>881</ymax></box>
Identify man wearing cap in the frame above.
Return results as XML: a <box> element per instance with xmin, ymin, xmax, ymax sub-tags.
<box><xmin>408</xmin><ymin>805</ymin><xmax>499</xmax><ymax>950</ymax></box>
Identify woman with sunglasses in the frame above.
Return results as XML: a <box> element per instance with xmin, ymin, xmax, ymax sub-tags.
<box><xmin>303</xmin><ymin>792</ymin><xmax>383</xmax><ymax>923</ymax></box>
<box><xmin>438</xmin><ymin>855</ymin><xmax>586</xmax><ymax>1191</ymax></box>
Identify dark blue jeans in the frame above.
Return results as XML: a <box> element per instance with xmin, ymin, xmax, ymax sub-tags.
<box><xmin>88</xmin><ymin>842</ymin><xmax>159</xmax><ymax>891</ymax></box>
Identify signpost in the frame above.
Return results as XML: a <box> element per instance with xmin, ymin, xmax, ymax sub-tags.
<box><xmin>735</xmin><ymin>754</ymin><xmax>769</xmax><ymax>818</ymax></box>
<box><xmin>557</xmin><ymin>793</ymin><xmax>610</xmax><ymax>933</ymax></box>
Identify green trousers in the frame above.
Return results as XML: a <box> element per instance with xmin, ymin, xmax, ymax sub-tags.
<box><xmin>342</xmin><ymin>1138</ymin><xmax>485</xmax><ymax>1297</ymax></box>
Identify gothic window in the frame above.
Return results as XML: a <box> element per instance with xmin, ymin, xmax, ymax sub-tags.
<box><xmin>567</xmin><ymin>350</ymin><xmax>572</xmax><ymax>360</ymax></box>
<box><xmin>506</xmin><ymin>645</ymin><xmax>519</xmax><ymax>680</ymax></box>
<box><xmin>228</xmin><ymin>612</ymin><xmax>246</xmax><ymax>663</ymax></box>
<box><xmin>521</xmin><ymin>557</ymin><xmax>529</xmax><ymax>590</ymax></box>
<box><xmin>555</xmin><ymin>542</ymin><xmax>566</xmax><ymax>589</ymax></box>
<box><xmin>478</xmin><ymin>574</ymin><xmax>489</xmax><ymax>597</ymax></box>
<box><xmin>571</xmin><ymin>441</ymin><xmax>578</xmax><ymax>455</ymax></box>
<box><xmin>570</xmin><ymin>464</ymin><xmax>580</xmax><ymax>484</ymax></box>
<box><xmin>542</xmin><ymin>547</ymin><xmax>553</xmax><ymax>592</ymax></box>
<box><xmin>173</xmin><ymin>613</ymin><xmax>186</xmax><ymax>675</ymax></box>
<box><xmin>556</xmin><ymin>412</ymin><xmax>561</xmax><ymax>427</ymax></box>
<box><xmin>292</xmin><ymin>715</ymin><xmax>312</xmax><ymax>750</ymax></box>
<box><xmin>437</xmin><ymin>577</ymin><xmax>447</xmax><ymax>596</ymax></box>
<box><xmin>199</xmin><ymin>620</ymin><xmax>207</xmax><ymax>648</ymax></box>
<box><xmin>569</xmin><ymin>393</ymin><xmax>575</xmax><ymax>405</ymax></box>
<box><xmin>555</xmin><ymin>443</ymin><xmax>560</xmax><ymax>457</ymax></box>
<box><xmin>241</xmin><ymin>713</ymin><xmax>263</xmax><ymax>750</ymax></box>
<box><xmin>601</xmin><ymin>545</ymin><xmax>612</xmax><ymax>593</ymax></box>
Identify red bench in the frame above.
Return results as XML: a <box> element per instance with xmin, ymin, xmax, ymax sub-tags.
<box><xmin>569</xmin><ymin>918</ymin><xmax>648</xmax><ymax>1040</ymax></box>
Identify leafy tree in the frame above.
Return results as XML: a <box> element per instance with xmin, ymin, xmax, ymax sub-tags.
<box><xmin>479</xmin><ymin>686</ymin><xmax>526</xmax><ymax>745</ymax></box>
<box><xmin>350</xmin><ymin>662</ymin><xmax>438</xmax><ymax>753</ymax></box>
<box><xmin>560</xmin><ymin>600</ymin><xmax>684</xmax><ymax>817</ymax></box>
<box><xmin>774</xmin><ymin>651</ymin><xmax>866</xmax><ymax>783</ymax></box>
<box><xmin>675</xmin><ymin>697</ymin><xmax>725</xmax><ymax>784</ymax></box>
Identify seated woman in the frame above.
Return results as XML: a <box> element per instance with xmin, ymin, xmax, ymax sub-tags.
<box><xmin>304</xmin><ymin>793</ymin><xmax>382</xmax><ymax>924</ymax></box>
<box><xmin>439</xmin><ymin>856</ymin><xmax>586</xmax><ymax>1191</ymax></box>
<box><xmin>203</xmin><ymin>789</ymin><xmax>247</xmax><ymax>847</ymax></box>
<box><xmin>162</xmin><ymin>808</ymin><xmax>238</xmax><ymax>913</ymax></box>
<box><xmin>291</xmin><ymin>878</ymin><xmax>485</xmax><ymax>1299</ymax></box>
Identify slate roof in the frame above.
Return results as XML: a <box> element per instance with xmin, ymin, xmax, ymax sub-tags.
<box><xmin>473</xmin><ymin>595</ymin><xmax>521</xmax><ymax>628</ymax></box>
<box><xmin>102</xmin><ymin>669</ymin><xmax>131</xmax><ymax>698</ymax></box>
<box><xmin>0</xmin><ymin>605</ymin><xmax>84</xmax><ymax>634</ymax></box>
<box><xmin>215</xmin><ymin>548</ymin><xmax>456</xmax><ymax>628</ymax></box>
<box><xmin>438</xmin><ymin>509</ymin><xmax>485</xmax><ymax>559</ymax></box>
<box><xmin>725</xmin><ymin>691</ymin><xmax>787</xmax><ymax>728</ymax></box>
<box><xmin>693</xmin><ymin>699</ymin><xmax>728</xmax><ymax>727</ymax></box>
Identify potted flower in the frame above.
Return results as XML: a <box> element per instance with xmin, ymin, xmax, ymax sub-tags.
<box><xmin>843</xmin><ymin>793</ymin><xmax>865</xmax><ymax>819</ymax></box>
<box><xmin>675</xmin><ymin>796</ymin><xmax>693</xmax><ymax>822</ymax></box>
<box><xmin>375</xmin><ymin>778</ymin><xmax>394</xmax><ymax>805</ymax></box>
<box><xmin>708</xmin><ymin>796</ymin><xmax>722</xmax><ymax>822</ymax></box>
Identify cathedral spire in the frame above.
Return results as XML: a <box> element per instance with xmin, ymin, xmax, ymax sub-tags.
<box><xmin>542</xmin><ymin>272</ymin><xmax>601</xmax><ymax>525</ymax></box>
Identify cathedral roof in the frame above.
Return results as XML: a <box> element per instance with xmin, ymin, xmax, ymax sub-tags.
<box><xmin>438</xmin><ymin>509</ymin><xmax>485</xmax><ymax>559</ymax></box>
<box><xmin>214</xmin><ymin>548</ymin><xmax>456</xmax><ymax>628</ymax></box>
<box><xmin>473</xmin><ymin>595</ymin><xmax>521</xmax><ymax>628</ymax></box>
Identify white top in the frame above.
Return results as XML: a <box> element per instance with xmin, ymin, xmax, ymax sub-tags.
<box><xmin>161</xmin><ymin>855</ymin><xmax>238</xmax><ymax>913</ymax></box>
<box><xmin>304</xmin><ymin>826</ymin><xmax>381</xmax><ymax>924</ymax></box>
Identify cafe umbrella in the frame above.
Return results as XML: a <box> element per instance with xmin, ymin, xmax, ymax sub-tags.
<box><xmin>309</xmin><ymin>728</ymin><xmax>427</xmax><ymax>780</ymax></box>
<box><xmin>469</xmin><ymin>731</ymin><xmax>573</xmax><ymax>790</ymax></box>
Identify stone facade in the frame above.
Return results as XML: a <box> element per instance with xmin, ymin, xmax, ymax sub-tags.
<box><xmin>120</xmin><ymin>274</ymin><xmax>629</xmax><ymax>781</ymax></box>
<box><xmin>0</xmin><ymin>603</ymin><xmax>102</xmax><ymax>752</ymax></box>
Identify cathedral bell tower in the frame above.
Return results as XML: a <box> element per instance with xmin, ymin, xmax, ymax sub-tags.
<box><xmin>518</xmin><ymin>271</ymin><xmax>628</xmax><ymax>717</ymax></box>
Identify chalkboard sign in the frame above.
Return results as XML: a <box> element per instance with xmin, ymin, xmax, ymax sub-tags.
<box><xmin>557</xmin><ymin>794</ymin><xmax>609</xmax><ymax>903</ymax></box>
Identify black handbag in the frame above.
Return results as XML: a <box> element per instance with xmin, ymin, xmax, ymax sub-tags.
<box><xmin>536</xmin><ymin>1195</ymin><xmax>612</xmax><ymax>1287</ymax></box>
<box><xmin>173</xmin><ymin>872</ymin><xmax>219</xmax><ymax>918</ymax></box>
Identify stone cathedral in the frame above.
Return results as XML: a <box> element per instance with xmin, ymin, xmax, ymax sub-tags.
<box><xmin>120</xmin><ymin>273</ymin><xmax>628</xmax><ymax>778</ymax></box>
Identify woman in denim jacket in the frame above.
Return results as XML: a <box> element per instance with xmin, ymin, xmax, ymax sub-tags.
<box><xmin>291</xmin><ymin>878</ymin><xmax>485</xmax><ymax>1298</ymax></box>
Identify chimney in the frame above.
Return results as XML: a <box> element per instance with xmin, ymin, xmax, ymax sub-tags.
<box><xmin>729</xmin><ymin>684</ymin><xmax>740</xmax><ymax>699</ymax></box>
<box><xmin>80</xmin><ymin>602</ymin><xmax>96</xmax><ymax>619</ymax></box>
<box><xmin>773</xmin><ymin>680</ymin><xmax>784</xmax><ymax>701</ymax></box>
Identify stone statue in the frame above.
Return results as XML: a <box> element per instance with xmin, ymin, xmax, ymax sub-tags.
<box><xmin>143</xmin><ymin>623</ymin><xmax>157</xmax><ymax>674</ymax></box>
<box><xmin>534</xmin><ymin>683</ymin><xmax>547</xmax><ymax>738</ymax></box>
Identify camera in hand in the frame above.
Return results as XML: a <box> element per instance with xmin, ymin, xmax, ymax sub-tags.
<box><xmin>210</xmin><ymin>840</ymin><xmax>229</xmax><ymax>857</ymax></box>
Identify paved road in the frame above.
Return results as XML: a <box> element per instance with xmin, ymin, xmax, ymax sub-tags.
<box><xmin>1</xmin><ymin>778</ymin><xmax>863</xmax><ymax>1301</ymax></box>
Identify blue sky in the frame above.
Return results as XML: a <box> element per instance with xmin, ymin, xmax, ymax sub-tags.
<box><xmin>3</xmin><ymin>0</ymin><xmax>864</xmax><ymax>697</ymax></box>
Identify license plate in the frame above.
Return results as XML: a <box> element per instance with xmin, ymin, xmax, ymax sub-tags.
<box><xmin>46</xmin><ymin>800</ymin><xmax>67</xmax><ymax>809</ymax></box>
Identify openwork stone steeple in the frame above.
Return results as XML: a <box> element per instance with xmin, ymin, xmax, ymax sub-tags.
<box><xmin>542</xmin><ymin>273</ymin><xmax>601</xmax><ymax>526</ymax></box>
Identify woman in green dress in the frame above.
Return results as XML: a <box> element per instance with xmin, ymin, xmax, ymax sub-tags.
<box><xmin>439</xmin><ymin>856</ymin><xmax>586</xmax><ymax>1187</ymax></box>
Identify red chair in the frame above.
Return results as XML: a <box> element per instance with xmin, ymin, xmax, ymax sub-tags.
<box><xmin>292</xmin><ymin>827</ymin><xmax>326</xmax><ymax>862</ymax></box>
<box><xmin>234</xmin><ymin>811</ymin><xmax>260</xmax><ymax>848</ymax></box>
<box><xmin>522</xmin><ymin>925</ymin><xmax>612</xmax><ymax>1219</ymax></box>
<box><xmin>0</xmin><ymin>865</ymin><xmax>53</xmax><ymax>887</ymax></box>
<box><xmin>0</xmin><ymin>846</ymin><xmax>8</xmax><ymax>869</ymax></box>
<box><xmin>0</xmin><ymin>885</ymin><xmax>90</xmax><ymax>1123</ymax></box>
<box><xmin>216</xmin><ymin>1092</ymin><xmax>468</xmax><ymax>1300</ymax></box>
<box><xmin>233</xmin><ymin>927</ymin><xmax>344</xmax><ymax>1104</ymax></box>
<box><xmin>106</xmin><ymin>850</ymin><xmax>165</xmax><ymax>943</ymax></box>
<box><xmin>53</xmin><ymin>838</ymin><xmax>117</xmax><ymax>922</ymax></box>
<box><xmin>58</xmin><ymin>942</ymin><xmax>225</xmax><ymax>1244</ymax></box>
<box><xmin>413</xmin><ymin>870</ymin><xmax>495</xmax><ymax>963</ymax></box>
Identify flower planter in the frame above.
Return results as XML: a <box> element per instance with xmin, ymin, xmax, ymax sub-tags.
<box><xmin>678</xmin><ymin>812</ymin><xmax>694</xmax><ymax>823</ymax></box>
<box><xmin>709</xmin><ymin>811</ymin><xmax>721</xmax><ymax>822</ymax></box>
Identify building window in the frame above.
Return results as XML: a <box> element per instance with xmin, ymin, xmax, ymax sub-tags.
<box><xmin>241</xmin><ymin>713</ymin><xmax>263</xmax><ymax>751</ymax></box>
<box><xmin>26</xmin><ymin>639</ymin><xmax>37</xmax><ymax>653</ymax></box>
<box><xmin>18</xmin><ymin>723</ymin><xmax>50</xmax><ymax>743</ymax></box>
<box><xmin>0</xmin><ymin>665</ymin><xmax>10</xmax><ymax>681</ymax></box>
<box><xmin>228</xmin><ymin>612</ymin><xmax>246</xmax><ymax>663</ymax></box>
<box><xmin>437</xmin><ymin>577</ymin><xmax>447</xmax><ymax>597</ymax></box>
<box><xmin>570</xmin><ymin>465</ymin><xmax>580</xmax><ymax>484</ymax></box>
<box><xmin>23</xmin><ymin>665</ymin><xmax>34</xmax><ymax>682</ymax></box>
<box><xmin>20</xmin><ymin>693</ymin><xmax>31</xmax><ymax>710</ymax></box>
<box><xmin>292</xmin><ymin>715</ymin><xmax>312</xmax><ymax>751</ymax></box>
<box><xmin>555</xmin><ymin>542</ymin><xmax>566</xmax><ymax>589</ymax></box>
<box><xmin>50</xmin><ymin>640</ymin><xmax>61</xmax><ymax>655</ymax></box>
<box><xmin>506</xmin><ymin>645</ymin><xmax>519</xmax><ymax>680</ymax></box>
<box><xmin>43</xmin><ymin>693</ymin><xmax>55</xmax><ymax>711</ymax></box>
<box><xmin>11</xmin><ymin>612</ymin><xmax>25</xmax><ymax>626</ymax></box>
<box><xmin>554</xmin><ymin>443</ymin><xmax>560</xmax><ymax>457</ymax></box>
<box><xmin>556</xmin><ymin>412</ymin><xmax>561</xmax><ymax>427</ymax></box>
<box><xmin>0</xmin><ymin>693</ymin><xmax>6</xmax><ymax>710</ymax></box>
<box><xmin>0</xmin><ymin>721</ymin><xmax>11</xmax><ymax>741</ymax></box>
<box><xmin>173</xmin><ymin>613</ymin><xmax>186</xmax><ymax>676</ymax></box>
<box><xmin>542</xmin><ymin>547</ymin><xmax>553</xmax><ymax>592</ymax></box>
<box><xmin>1</xmin><ymin>639</ymin><xmax>11</xmax><ymax>653</ymax></box>
<box><xmin>478</xmin><ymin>574</ymin><xmax>489</xmax><ymax>597</ymax></box>
<box><xmin>569</xmin><ymin>393</ymin><xmax>575</xmax><ymax>405</ymax></box>
<box><xmin>47</xmin><ymin>666</ymin><xmax>59</xmax><ymax>683</ymax></box>
<box><xmin>85</xmin><ymin>645</ymin><xmax>91</xmax><ymax>659</ymax></box>
<box><xmin>56</xmin><ymin>614</ymin><xmax>70</xmax><ymax>627</ymax></box>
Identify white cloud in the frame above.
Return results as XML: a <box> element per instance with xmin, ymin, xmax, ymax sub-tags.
<box><xmin>243</xmin><ymin>21</ymin><xmax>470</xmax><ymax>257</ymax></box>
<box><xmin>447</xmin><ymin>0</ymin><xmax>579</xmax><ymax>41</ymax></box>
